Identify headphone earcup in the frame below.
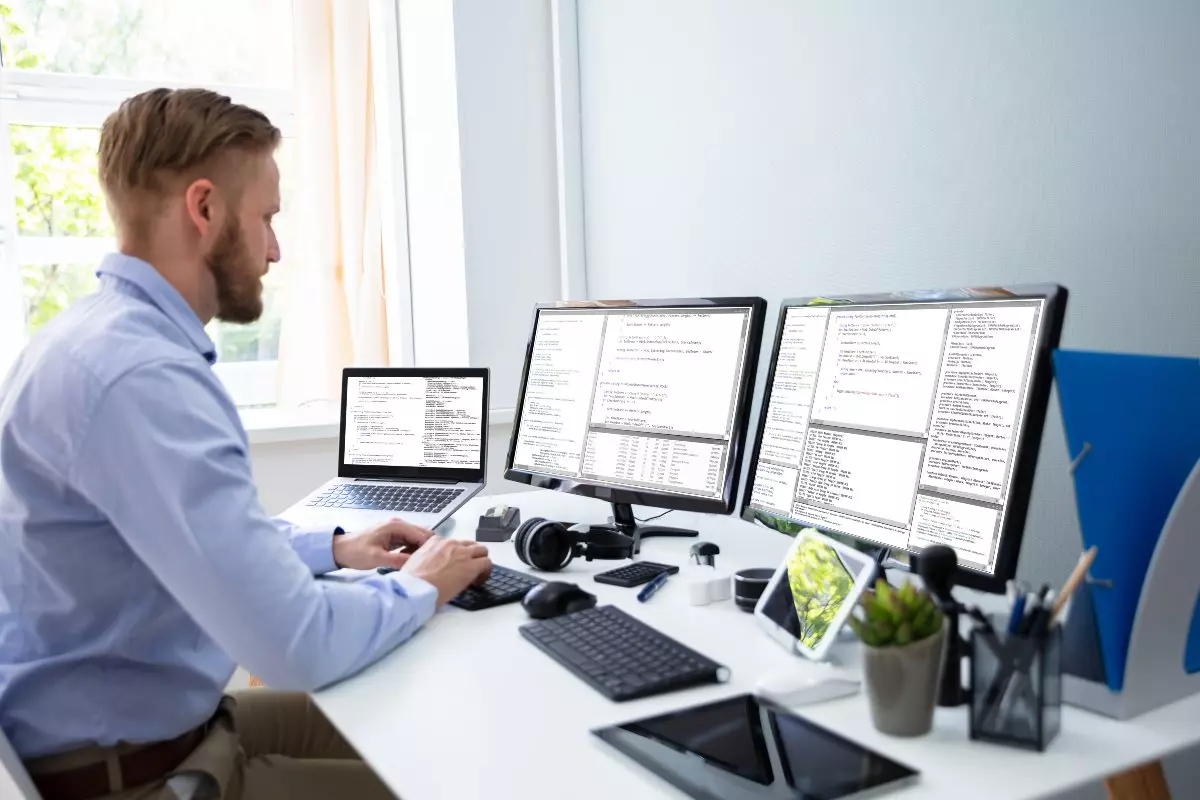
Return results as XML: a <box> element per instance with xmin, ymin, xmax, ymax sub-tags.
<box><xmin>522</xmin><ymin>519</ymin><xmax>576</xmax><ymax>572</ymax></box>
<box><xmin>514</xmin><ymin>517</ymin><xmax>546</xmax><ymax>569</ymax></box>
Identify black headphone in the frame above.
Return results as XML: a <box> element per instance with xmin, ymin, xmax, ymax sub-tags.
<box><xmin>513</xmin><ymin>517</ymin><xmax>634</xmax><ymax>572</ymax></box>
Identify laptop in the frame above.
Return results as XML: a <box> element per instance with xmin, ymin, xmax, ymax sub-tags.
<box><xmin>284</xmin><ymin>367</ymin><xmax>489</xmax><ymax>533</ymax></box>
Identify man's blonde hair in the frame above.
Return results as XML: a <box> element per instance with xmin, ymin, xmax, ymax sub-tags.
<box><xmin>98</xmin><ymin>88</ymin><xmax>281</xmax><ymax>232</ymax></box>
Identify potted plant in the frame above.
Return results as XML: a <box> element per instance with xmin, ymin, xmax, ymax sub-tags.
<box><xmin>847</xmin><ymin>579</ymin><xmax>946</xmax><ymax>737</ymax></box>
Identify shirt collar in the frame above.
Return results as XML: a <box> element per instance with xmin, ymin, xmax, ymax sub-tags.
<box><xmin>96</xmin><ymin>253</ymin><xmax>218</xmax><ymax>364</ymax></box>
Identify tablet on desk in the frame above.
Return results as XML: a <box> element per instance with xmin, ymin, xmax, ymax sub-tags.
<box><xmin>592</xmin><ymin>693</ymin><xmax>918</xmax><ymax>800</ymax></box>
<box><xmin>754</xmin><ymin>528</ymin><xmax>877</xmax><ymax>660</ymax></box>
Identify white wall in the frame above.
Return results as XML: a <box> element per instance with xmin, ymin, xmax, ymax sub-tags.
<box><xmin>453</xmin><ymin>0</ymin><xmax>562</xmax><ymax>412</ymax></box>
<box><xmin>575</xmin><ymin>2</ymin><xmax>1199</xmax><ymax>795</ymax></box>
<box><xmin>251</xmin><ymin>423</ymin><xmax>530</xmax><ymax>516</ymax></box>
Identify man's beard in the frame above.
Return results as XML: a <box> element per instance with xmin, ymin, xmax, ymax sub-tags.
<box><xmin>206</xmin><ymin>216</ymin><xmax>264</xmax><ymax>324</ymax></box>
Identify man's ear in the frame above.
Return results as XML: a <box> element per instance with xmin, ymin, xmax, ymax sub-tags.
<box><xmin>183</xmin><ymin>178</ymin><xmax>217</xmax><ymax>239</ymax></box>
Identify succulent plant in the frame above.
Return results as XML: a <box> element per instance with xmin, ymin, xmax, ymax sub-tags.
<box><xmin>848</xmin><ymin>579</ymin><xmax>943</xmax><ymax>648</ymax></box>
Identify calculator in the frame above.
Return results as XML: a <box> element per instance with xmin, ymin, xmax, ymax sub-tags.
<box><xmin>594</xmin><ymin>561</ymin><xmax>679</xmax><ymax>588</ymax></box>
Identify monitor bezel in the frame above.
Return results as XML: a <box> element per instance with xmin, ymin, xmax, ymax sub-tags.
<box><xmin>504</xmin><ymin>297</ymin><xmax>768</xmax><ymax>516</ymax></box>
<box><xmin>738</xmin><ymin>284</ymin><xmax>1068</xmax><ymax>594</ymax></box>
<box><xmin>338</xmin><ymin>367</ymin><xmax>490</xmax><ymax>483</ymax></box>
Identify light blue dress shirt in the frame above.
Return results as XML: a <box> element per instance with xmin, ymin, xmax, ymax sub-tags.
<box><xmin>0</xmin><ymin>253</ymin><xmax>437</xmax><ymax>759</ymax></box>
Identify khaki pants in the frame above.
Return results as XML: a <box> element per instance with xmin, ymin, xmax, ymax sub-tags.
<box><xmin>26</xmin><ymin>691</ymin><xmax>397</xmax><ymax>800</ymax></box>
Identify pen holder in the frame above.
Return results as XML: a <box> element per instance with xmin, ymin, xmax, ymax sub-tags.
<box><xmin>969</xmin><ymin>621</ymin><xmax>1062</xmax><ymax>751</ymax></box>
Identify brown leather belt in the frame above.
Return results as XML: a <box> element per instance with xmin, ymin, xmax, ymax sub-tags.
<box><xmin>29</xmin><ymin>725</ymin><xmax>205</xmax><ymax>800</ymax></box>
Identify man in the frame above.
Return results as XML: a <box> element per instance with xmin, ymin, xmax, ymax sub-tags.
<box><xmin>0</xmin><ymin>88</ymin><xmax>492</xmax><ymax>799</ymax></box>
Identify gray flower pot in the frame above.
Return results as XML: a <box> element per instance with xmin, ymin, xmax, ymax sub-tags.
<box><xmin>861</xmin><ymin>624</ymin><xmax>947</xmax><ymax>737</ymax></box>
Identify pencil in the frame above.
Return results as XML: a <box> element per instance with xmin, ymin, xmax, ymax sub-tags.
<box><xmin>1050</xmin><ymin>546</ymin><xmax>1097</xmax><ymax>622</ymax></box>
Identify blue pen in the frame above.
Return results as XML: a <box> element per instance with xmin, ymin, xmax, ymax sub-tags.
<box><xmin>637</xmin><ymin>571</ymin><xmax>671</xmax><ymax>603</ymax></box>
<box><xmin>1007</xmin><ymin>591</ymin><xmax>1027</xmax><ymax>635</ymax></box>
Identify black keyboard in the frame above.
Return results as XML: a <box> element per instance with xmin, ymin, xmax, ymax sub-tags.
<box><xmin>520</xmin><ymin>605</ymin><xmax>729</xmax><ymax>701</ymax></box>
<box><xmin>308</xmin><ymin>483</ymin><xmax>464</xmax><ymax>514</ymax></box>
<box><xmin>449</xmin><ymin>565</ymin><xmax>544</xmax><ymax>611</ymax></box>
<box><xmin>594</xmin><ymin>561</ymin><xmax>679</xmax><ymax>588</ymax></box>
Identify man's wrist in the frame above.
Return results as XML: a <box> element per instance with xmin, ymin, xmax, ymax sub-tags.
<box><xmin>331</xmin><ymin>526</ymin><xmax>346</xmax><ymax>568</ymax></box>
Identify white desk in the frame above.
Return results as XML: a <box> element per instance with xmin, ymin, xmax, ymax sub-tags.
<box><xmin>311</xmin><ymin>491</ymin><xmax>1198</xmax><ymax>800</ymax></box>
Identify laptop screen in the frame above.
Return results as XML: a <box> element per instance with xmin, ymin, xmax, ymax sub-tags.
<box><xmin>341</xmin><ymin>374</ymin><xmax>486</xmax><ymax>473</ymax></box>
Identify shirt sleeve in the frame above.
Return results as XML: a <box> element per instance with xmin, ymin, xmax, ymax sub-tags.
<box><xmin>272</xmin><ymin>518</ymin><xmax>339</xmax><ymax>575</ymax></box>
<box><xmin>70</xmin><ymin>362</ymin><xmax>438</xmax><ymax>691</ymax></box>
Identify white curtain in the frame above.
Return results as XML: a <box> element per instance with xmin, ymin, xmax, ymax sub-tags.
<box><xmin>277</xmin><ymin>0</ymin><xmax>390</xmax><ymax>409</ymax></box>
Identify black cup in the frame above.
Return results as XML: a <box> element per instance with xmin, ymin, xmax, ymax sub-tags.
<box><xmin>733</xmin><ymin>567</ymin><xmax>774</xmax><ymax>613</ymax></box>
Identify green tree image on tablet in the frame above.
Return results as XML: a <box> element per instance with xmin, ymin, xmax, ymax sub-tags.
<box><xmin>788</xmin><ymin>537</ymin><xmax>855</xmax><ymax>649</ymax></box>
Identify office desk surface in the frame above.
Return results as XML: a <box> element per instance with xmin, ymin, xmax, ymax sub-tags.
<box><xmin>309</xmin><ymin>491</ymin><xmax>1200</xmax><ymax>800</ymax></box>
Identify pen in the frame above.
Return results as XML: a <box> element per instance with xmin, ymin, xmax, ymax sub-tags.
<box><xmin>1017</xmin><ymin>593</ymin><xmax>1041</xmax><ymax>636</ymax></box>
<box><xmin>1007</xmin><ymin>590</ymin><xmax>1027</xmax><ymax>635</ymax></box>
<box><xmin>637</xmin><ymin>571</ymin><xmax>671</xmax><ymax>603</ymax></box>
<box><xmin>1028</xmin><ymin>590</ymin><xmax>1057</xmax><ymax>639</ymax></box>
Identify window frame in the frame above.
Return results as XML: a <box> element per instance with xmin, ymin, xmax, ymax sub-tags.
<box><xmin>0</xmin><ymin>68</ymin><xmax>295</xmax><ymax>406</ymax></box>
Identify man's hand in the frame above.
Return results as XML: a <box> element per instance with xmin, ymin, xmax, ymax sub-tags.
<box><xmin>402</xmin><ymin>538</ymin><xmax>492</xmax><ymax>606</ymax></box>
<box><xmin>332</xmin><ymin>519</ymin><xmax>436</xmax><ymax>571</ymax></box>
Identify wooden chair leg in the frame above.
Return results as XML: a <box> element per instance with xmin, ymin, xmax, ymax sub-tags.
<box><xmin>1105</xmin><ymin>760</ymin><xmax>1170</xmax><ymax>800</ymax></box>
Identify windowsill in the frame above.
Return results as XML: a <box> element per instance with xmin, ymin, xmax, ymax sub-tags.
<box><xmin>240</xmin><ymin>407</ymin><xmax>341</xmax><ymax>445</ymax></box>
<box><xmin>241</xmin><ymin>406</ymin><xmax>516</xmax><ymax>445</ymax></box>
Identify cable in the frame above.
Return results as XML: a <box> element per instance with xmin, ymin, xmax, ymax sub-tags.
<box><xmin>635</xmin><ymin>510</ymin><xmax>673</xmax><ymax>523</ymax></box>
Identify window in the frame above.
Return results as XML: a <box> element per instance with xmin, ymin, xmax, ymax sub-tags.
<box><xmin>0</xmin><ymin>0</ymin><xmax>296</xmax><ymax>408</ymax></box>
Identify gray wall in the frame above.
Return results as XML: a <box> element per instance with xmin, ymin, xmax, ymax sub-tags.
<box><xmin>577</xmin><ymin>0</ymin><xmax>1199</xmax><ymax>585</ymax></box>
<box><xmin>576</xmin><ymin>2</ymin><xmax>1199</xmax><ymax>795</ymax></box>
<box><xmin>454</xmin><ymin>0</ymin><xmax>561</xmax><ymax>412</ymax></box>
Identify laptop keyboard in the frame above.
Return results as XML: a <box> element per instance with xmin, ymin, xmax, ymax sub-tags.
<box><xmin>307</xmin><ymin>484</ymin><xmax>464</xmax><ymax>514</ymax></box>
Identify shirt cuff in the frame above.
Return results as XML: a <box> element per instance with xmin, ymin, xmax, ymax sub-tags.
<box><xmin>289</xmin><ymin>527</ymin><xmax>339</xmax><ymax>575</ymax></box>
<box><xmin>386</xmin><ymin>572</ymin><xmax>439</xmax><ymax>627</ymax></box>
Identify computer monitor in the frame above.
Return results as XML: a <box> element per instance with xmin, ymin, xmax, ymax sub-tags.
<box><xmin>505</xmin><ymin>298</ymin><xmax>767</xmax><ymax>551</ymax></box>
<box><xmin>740</xmin><ymin>285</ymin><xmax>1067</xmax><ymax>593</ymax></box>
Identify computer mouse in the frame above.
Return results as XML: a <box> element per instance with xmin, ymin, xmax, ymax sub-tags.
<box><xmin>522</xmin><ymin>581</ymin><xmax>598</xmax><ymax>620</ymax></box>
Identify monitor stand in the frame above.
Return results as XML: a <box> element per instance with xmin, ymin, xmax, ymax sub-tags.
<box><xmin>599</xmin><ymin>502</ymin><xmax>698</xmax><ymax>556</ymax></box>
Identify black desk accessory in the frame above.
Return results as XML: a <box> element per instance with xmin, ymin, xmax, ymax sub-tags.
<box><xmin>476</xmin><ymin>503</ymin><xmax>521</xmax><ymax>542</ymax></box>
<box><xmin>732</xmin><ymin>567</ymin><xmax>773</xmax><ymax>613</ymax></box>
<box><xmin>970</xmin><ymin>615</ymin><xmax>1063</xmax><ymax>750</ymax></box>
<box><xmin>690</xmin><ymin>541</ymin><xmax>720</xmax><ymax>568</ymax></box>
<box><xmin>519</xmin><ymin>605</ymin><xmax>730</xmax><ymax>701</ymax></box>
<box><xmin>513</xmin><ymin>517</ymin><xmax>635</xmax><ymax>571</ymax></box>
<box><xmin>594</xmin><ymin>561</ymin><xmax>679</xmax><ymax>588</ymax></box>
<box><xmin>448</xmin><ymin>564</ymin><xmax>544</xmax><ymax>611</ymax></box>
<box><xmin>522</xmin><ymin>581</ymin><xmax>597</xmax><ymax>619</ymax></box>
<box><xmin>914</xmin><ymin>544</ymin><xmax>971</xmax><ymax>707</ymax></box>
<box><xmin>603</xmin><ymin>501</ymin><xmax>698</xmax><ymax>557</ymax></box>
